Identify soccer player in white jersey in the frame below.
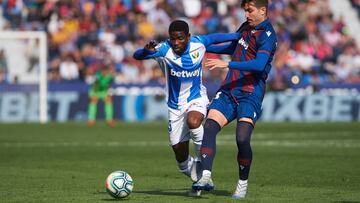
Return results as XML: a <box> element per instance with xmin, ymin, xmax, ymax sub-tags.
<box><xmin>133</xmin><ymin>20</ymin><xmax>239</xmax><ymax>195</ymax></box>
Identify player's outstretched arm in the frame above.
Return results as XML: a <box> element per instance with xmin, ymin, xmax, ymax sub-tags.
<box><xmin>205</xmin><ymin>52</ymin><xmax>270</xmax><ymax>72</ymax></box>
<box><xmin>133</xmin><ymin>40</ymin><xmax>162</xmax><ymax>60</ymax></box>
<box><xmin>228</xmin><ymin>52</ymin><xmax>270</xmax><ymax>71</ymax></box>
<box><xmin>201</xmin><ymin>32</ymin><xmax>239</xmax><ymax>46</ymax></box>
<box><xmin>202</xmin><ymin>32</ymin><xmax>239</xmax><ymax>55</ymax></box>
<box><xmin>206</xmin><ymin>32</ymin><xmax>277</xmax><ymax>72</ymax></box>
<box><xmin>206</xmin><ymin>41</ymin><xmax>237</xmax><ymax>55</ymax></box>
<box><xmin>133</xmin><ymin>48</ymin><xmax>156</xmax><ymax>60</ymax></box>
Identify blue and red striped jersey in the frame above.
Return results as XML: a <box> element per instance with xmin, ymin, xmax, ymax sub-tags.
<box><xmin>221</xmin><ymin>19</ymin><xmax>277</xmax><ymax>101</ymax></box>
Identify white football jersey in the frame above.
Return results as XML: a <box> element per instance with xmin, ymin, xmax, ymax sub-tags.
<box><xmin>147</xmin><ymin>36</ymin><xmax>209</xmax><ymax>109</ymax></box>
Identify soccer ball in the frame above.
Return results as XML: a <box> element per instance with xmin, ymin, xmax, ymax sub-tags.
<box><xmin>105</xmin><ymin>171</ymin><xmax>134</xmax><ymax>199</ymax></box>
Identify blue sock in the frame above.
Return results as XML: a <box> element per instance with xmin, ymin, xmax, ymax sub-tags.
<box><xmin>200</xmin><ymin>119</ymin><xmax>221</xmax><ymax>171</ymax></box>
<box><xmin>236</xmin><ymin>121</ymin><xmax>254</xmax><ymax>180</ymax></box>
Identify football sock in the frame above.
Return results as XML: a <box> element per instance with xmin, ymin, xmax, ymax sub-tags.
<box><xmin>193</xmin><ymin>143</ymin><xmax>201</xmax><ymax>162</ymax></box>
<box><xmin>202</xmin><ymin>169</ymin><xmax>211</xmax><ymax>177</ymax></box>
<box><xmin>88</xmin><ymin>102</ymin><xmax>97</xmax><ymax>121</ymax></box>
<box><xmin>200</xmin><ymin>119</ymin><xmax>221</xmax><ymax>171</ymax></box>
<box><xmin>190</xmin><ymin>125</ymin><xmax>203</xmax><ymax>160</ymax></box>
<box><xmin>178</xmin><ymin>155</ymin><xmax>193</xmax><ymax>175</ymax></box>
<box><xmin>236</xmin><ymin>121</ymin><xmax>254</xmax><ymax>180</ymax></box>
<box><xmin>105</xmin><ymin>102</ymin><xmax>113</xmax><ymax>121</ymax></box>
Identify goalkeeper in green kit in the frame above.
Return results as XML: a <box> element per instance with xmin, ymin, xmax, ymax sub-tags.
<box><xmin>87</xmin><ymin>65</ymin><xmax>115</xmax><ymax>127</ymax></box>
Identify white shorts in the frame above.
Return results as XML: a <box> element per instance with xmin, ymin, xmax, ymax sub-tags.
<box><xmin>167</xmin><ymin>96</ymin><xmax>209</xmax><ymax>146</ymax></box>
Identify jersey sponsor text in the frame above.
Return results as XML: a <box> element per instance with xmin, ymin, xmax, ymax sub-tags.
<box><xmin>170</xmin><ymin>68</ymin><xmax>200</xmax><ymax>78</ymax></box>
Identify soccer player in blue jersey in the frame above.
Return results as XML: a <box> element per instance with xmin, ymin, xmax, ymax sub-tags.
<box><xmin>192</xmin><ymin>0</ymin><xmax>277</xmax><ymax>199</ymax></box>
<box><xmin>133</xmin><ymin>20</ymin><xmax>240</xmax><ymax>195</ymax></box>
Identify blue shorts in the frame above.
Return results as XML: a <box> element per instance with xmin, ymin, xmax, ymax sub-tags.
<box><xmin>208</xmin><ymin>91</ymin><xmax>262</xmax><ymax>123</ymax></box>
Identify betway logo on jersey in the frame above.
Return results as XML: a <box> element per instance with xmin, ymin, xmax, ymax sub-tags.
<box><xmin>238</xmin><ymin>37</ymin><xmax>249</xmax><ymax>50</ymax></box>
<box><xmin>170</xmin><ymin>69</ymin><xmax>200</xmax><ymax>78</ymax></box>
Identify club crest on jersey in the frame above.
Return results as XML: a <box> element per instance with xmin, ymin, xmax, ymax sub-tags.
<box><xmin>191</xmin><ymin>51</ymin><xmax>200</xmax><ymax>59</ymax></box>
<box><xmin>238</xmin><ymin>37</ymin><xmax>249</xmax><ymax>50</ymax></box>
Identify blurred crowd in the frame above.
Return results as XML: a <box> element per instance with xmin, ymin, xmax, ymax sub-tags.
<box><xmin>351</xmin><ymin>0</ymin><xmax>360</xmax><ymax>17</ymax></box>
<box><xmin>0</xmin><ymin>0</ymin><xmax>359</xmax><ymax>90</ymax></box>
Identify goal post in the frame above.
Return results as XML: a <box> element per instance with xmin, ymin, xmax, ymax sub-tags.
<box><xmin>0</xmin><ymin>31</ymin><xmax>48</xmax><ymax>123</ymax></box>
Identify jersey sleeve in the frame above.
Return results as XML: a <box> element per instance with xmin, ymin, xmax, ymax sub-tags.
<box><xmin>195</xmin><ymin>32</ymin><xmax>239</xmax><ymax>47</ymax></box>
<box><xmin>206</xmin><ymin>41</ymin><xmax>237</xmax><ymax>55</ymax></box>
<box><xmin>133</xmin><ymin>42</ymin><xmax>167</xmax><ymax>60</ymax></box>
<box><xmin>227</xmin><ymin>30</ymin><xmax>277</xmax><ymax>72</ymax></box>
<box><xmin>228</xmin><ymin>52</ymin><xmax>270</xmax><ymax>72</ymax></box>
<box><xmin>256</xmin><ymin>29</ymin><xmax>277</xmax><ymax>56</ymax></box>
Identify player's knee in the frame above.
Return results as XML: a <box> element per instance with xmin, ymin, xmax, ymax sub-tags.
<box><xmin>236</xmin><ymin>133</ymin><xmax>249</xmax><ymax>145</ymax></box>
<box><xmin>236</xmin><ymin>121</ymin><xmax>254</xmax><ymax>144</ymax></box>
<box><xmin>187</xmin><ymin>117</ymin><xmax>202</xmax><ymax>129</ymax></box>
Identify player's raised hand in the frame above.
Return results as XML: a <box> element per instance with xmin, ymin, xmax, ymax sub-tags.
<box><xmin>205</xmin><ymin>59</ymin><xmax>229</xmax><ymax>70</ymax></box>
<box><xmin>144</xmin><ymin>40</ymin><xmax>158</xmax><ymax>51</ymax></box>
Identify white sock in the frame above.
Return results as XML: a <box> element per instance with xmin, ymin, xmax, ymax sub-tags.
<box><xmin>193</xmin><ymin>143</ymin><xmax>201</xmax><ymax>161</ymax></box>
<box><xmin>202</xmin><ymin>170</ymin><xmax>211</xmax><ymax>177</ymax></box>
<box><xmin>190</xmin><ymin>126</ymin><xmax>203</xmax><ymax>160</ymax></box>
<box><xmin>178</xmin><ymin>155</ymin><xmax>193</xmax><ymax>175</ymax></box>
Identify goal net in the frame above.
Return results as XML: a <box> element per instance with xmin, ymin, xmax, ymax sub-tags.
<box><xmin>0</xmin><ymin>31</ymin><xmax>48</xmax><ymax>123</ymax></box>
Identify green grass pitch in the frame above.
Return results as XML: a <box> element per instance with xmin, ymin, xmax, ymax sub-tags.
<box><xmin>1</xmin><ymin>122</ymin><xmax>359</xmax><ymax>203</ymax></box>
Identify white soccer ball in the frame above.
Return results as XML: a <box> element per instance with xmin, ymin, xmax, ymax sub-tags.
<box><xmin>105</xmin><ymin>171</ymin><xmax>134</xmax><ymax>199</ymax></box>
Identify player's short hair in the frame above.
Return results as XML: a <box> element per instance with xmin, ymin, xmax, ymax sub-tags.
<box><xmin>168</xmin><ymin>20</ymin><xmax>189</xmax><ymax>35</ymax></box>
<box><xmin>241</xmin><ymin>0</ymin><xmax>268</xmax><ymax>9</ymax></box>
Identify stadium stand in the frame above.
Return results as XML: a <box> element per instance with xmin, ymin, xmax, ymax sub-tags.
<box><xmin>351</xmin><ymin>0</ymin><xmax>360</xmax><ymax>17</ymax></box>
<box><xmin>0</xmin><ymin>0</ymin><xmax>359</xmax><ymax>90</ymax></box>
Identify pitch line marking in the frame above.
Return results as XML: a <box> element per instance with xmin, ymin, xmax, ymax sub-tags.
<box><xmin>1</xmin><ymin>140</ymin><xmax>360</xmax><ymax>148</ymax></box>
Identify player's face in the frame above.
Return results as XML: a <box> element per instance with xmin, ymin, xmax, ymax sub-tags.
<box><xmin>169</xmin><ymin>31</ymin><xmax>190</xmax><ymax>55</ymax></box>
<box><xmin>243</xmin><ymin>3</ymin><xmax>267</xmax><ymax>27</ymax></box>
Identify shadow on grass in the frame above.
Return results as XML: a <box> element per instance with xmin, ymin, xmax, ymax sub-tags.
<box><xmin>96</xmin><ymin>188</ymin><xmax>232</xmax><ymax>200</ymax></box>
<box><xmin>96</xmin><ymin>190</ymin><xmax>132</xmax><ymax>201</ymax></box>
<box><xmin>101</xmin><ymin>198</ymin><xmax>131</xmax><ymax>201</ymax></box>
<box><xmin>133</xmin><ymin>188</ymin><xmax>232</xmax><ymax>198</ymax></box>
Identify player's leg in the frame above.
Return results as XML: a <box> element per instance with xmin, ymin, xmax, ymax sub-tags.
<box><xmin>88</xmin><ymin>91</ymin><xmax>98</xmax><ymax>126</ymax></box>
<box><xmin>186</xmin><ymin>97</ymin><xmax>209</xmax><ymax>182</ymax></box>
<box><xmin>186</xmin><ymin>110</ymin><xmax>203</xmax><ymax>182</ymax></box>
<box><xmin>187</xmin><ymin>110</ymin><xmax>204</xmax><ymax>158</ymax></box>
<box><xmin>104</xmin><ymin>94</ymin><xmax>115</xmax><ymax>127</ymax></box>
<box><xmin>232</xmin><ymin>99</ymin><xmax>259</xmax><ymax>199</ymax></box>
<box><xmin>171</xmin><ymin>140</ymin><xmax>193</xmax><ymax>177</ymax></box>
<box><xmin>192</xmin><ymin>109</ymin><xmax>226</xmax><ymax>191</ymax></box>
<box><xmin>193</xmin><ymin>92</ymin><xmax>235</xmax><ymax>191</ymax></box>
<box><xmin>232</xmin><ymin>118</ymin><xmax>253</xmax><ymax>199</ymax></box>
<box><xmin>168</xmin><ymin>108</ymin><xmax>194</xmax><ymax>178</ymax></box>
